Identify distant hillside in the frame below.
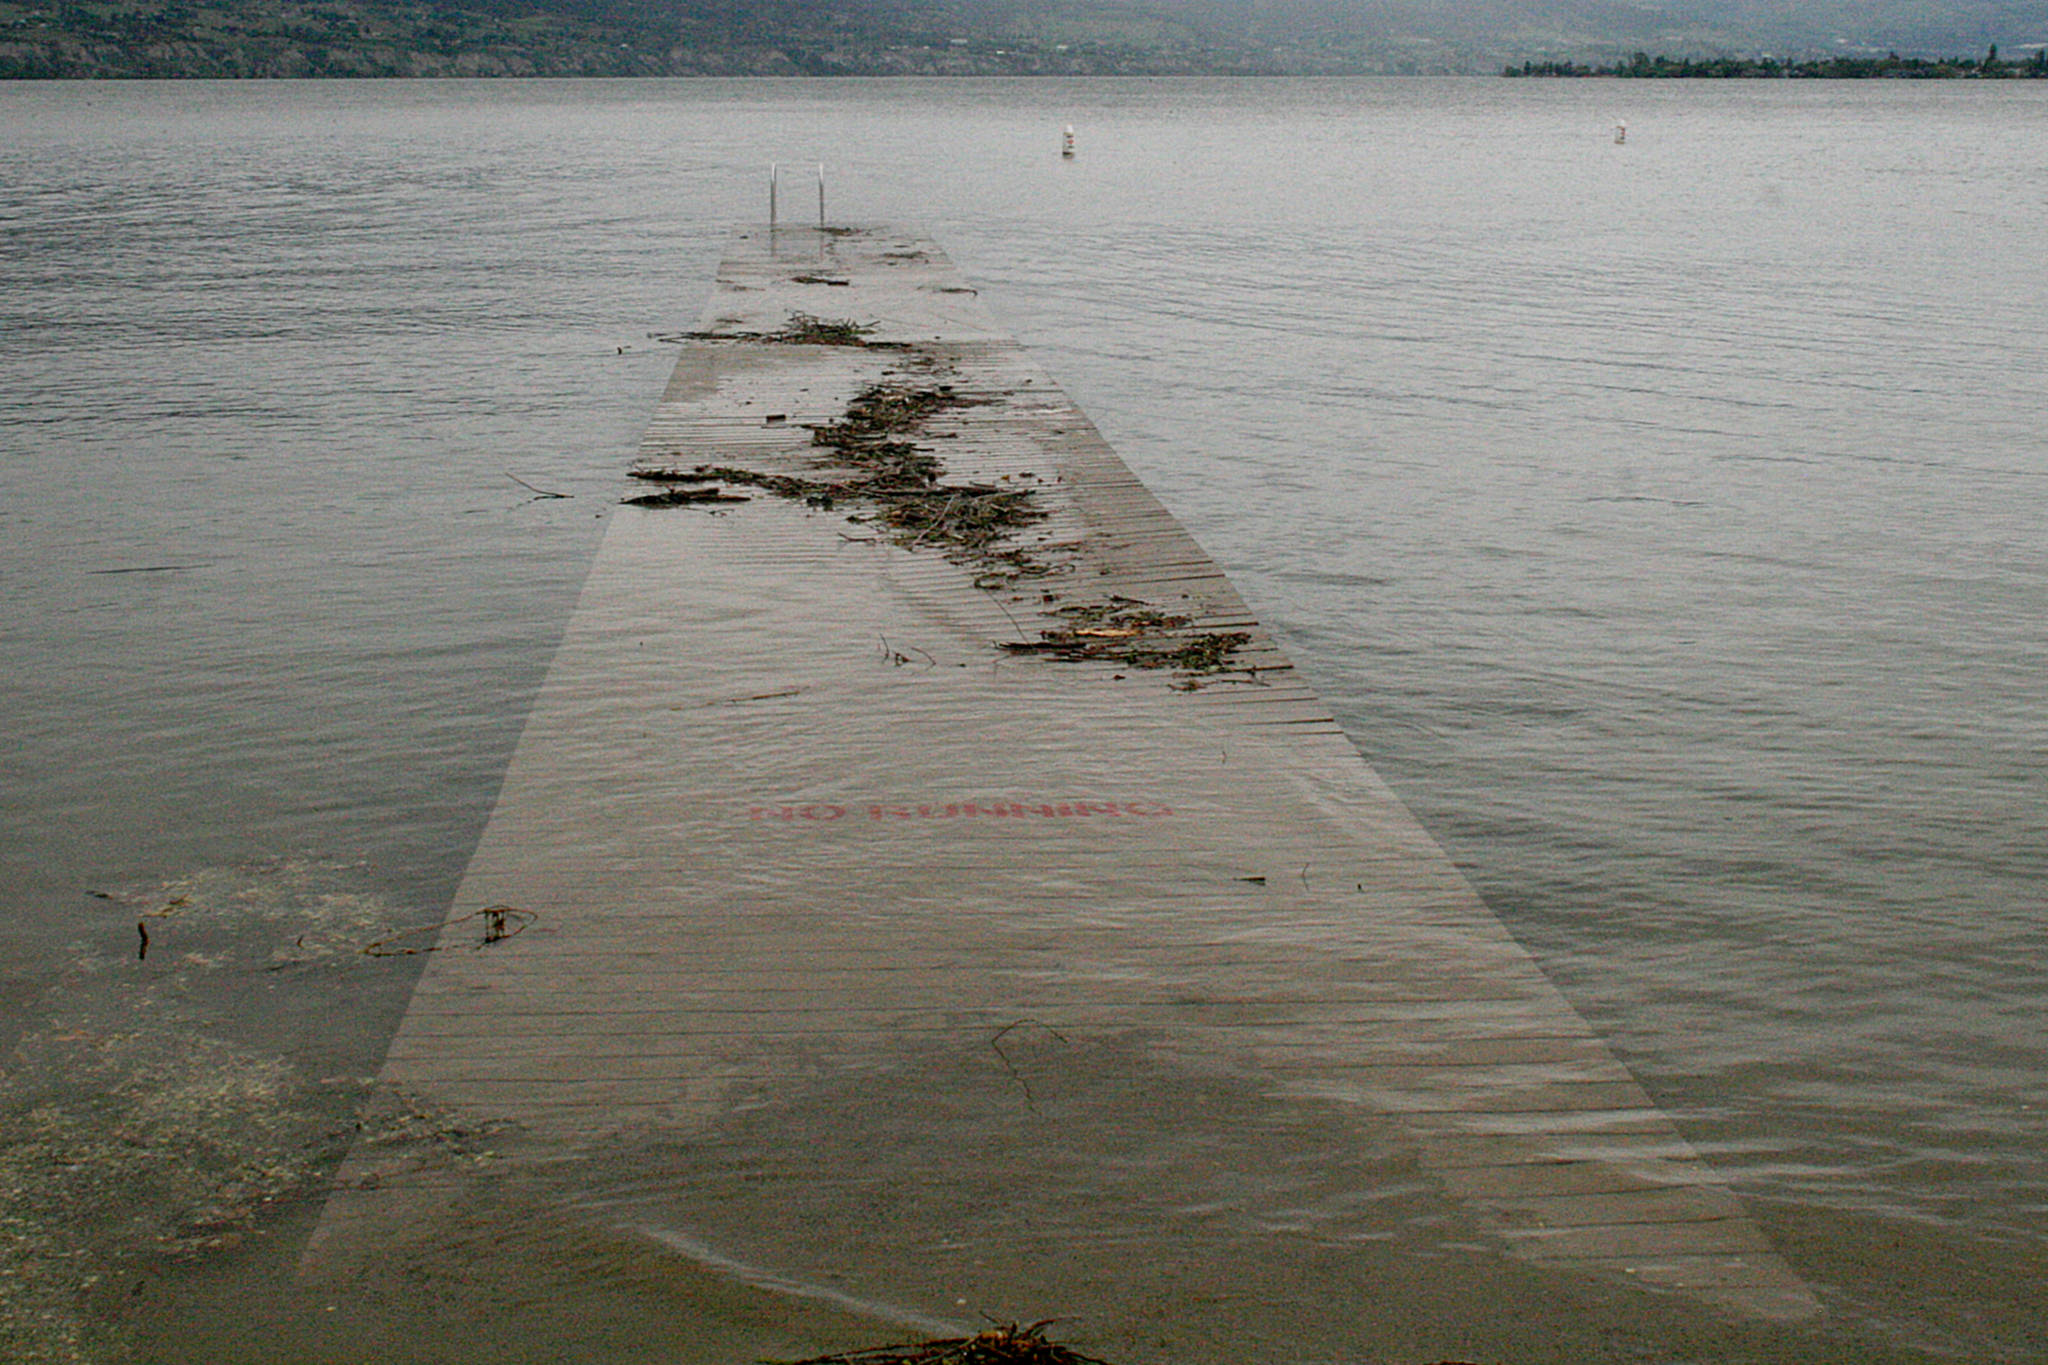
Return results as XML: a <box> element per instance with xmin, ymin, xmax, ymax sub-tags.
<box><xmin>0</xmin><ymin>0</ymin><xmax>1279</xmax><ymax>77</ymax></box>
<box><xmin>4</xmin><ymin>0</ymin><xmax>2044</xmax><ymax>78</ymax></box>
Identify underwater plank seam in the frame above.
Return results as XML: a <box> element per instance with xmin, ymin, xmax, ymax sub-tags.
<box><xmin>303</xmin><ymin>227</ymin><xmax>1817</xmax><ymax>1334</ymax></box>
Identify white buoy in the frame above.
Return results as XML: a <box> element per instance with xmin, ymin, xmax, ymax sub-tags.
<box><xmin>1614</xmin><ymin>121</ymin><xmax>1627</xmax><ymax>144</ymax></box>
<box><xmin>1061</xmin><ymin>124</ymin><xmax>1075</xmax><ymax>159</ymax></box>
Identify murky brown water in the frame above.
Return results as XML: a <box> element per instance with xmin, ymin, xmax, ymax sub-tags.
<box><xmin>3</xmin><ymin>77</ymin><xmax>2043</xmax><ymax>1362</ymax></box>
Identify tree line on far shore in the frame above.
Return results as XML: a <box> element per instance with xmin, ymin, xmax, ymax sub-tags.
<box><xmin>1507</xmin><ymin>47</ymin><xmax>2048</xmax><ymax>78</ymax></box>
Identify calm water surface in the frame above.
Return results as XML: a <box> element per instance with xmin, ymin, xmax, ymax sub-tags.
<box><xmin>1</xmin><ymin>77</ymin><xmax>2043</xmax><ymax>1362</ymax></box>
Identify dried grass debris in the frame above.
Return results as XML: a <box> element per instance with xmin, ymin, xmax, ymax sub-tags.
<box><xmin>654</xmin><ymin>312</ymin><xmax>897</xmax><ymax>348</ymax></box>
<box><xmin>1001</xmin><ymin>600</ymin><xmax>1250</xmax><ymax>674</ymax></box>
<box><xmin>811</xmin><ymin>383</ymin><xmax>967</xmax><ymax>448</ymax></box>
<box><xmin>774</xmin><ymin>313</ymin><xmax>874</xmax><ymax>345</ymax></box>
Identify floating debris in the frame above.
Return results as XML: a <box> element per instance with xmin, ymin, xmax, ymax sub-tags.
<box><xmin>811</xmin><ymin>383</ymin><xmax>967</xmax><ymax>448</ymax></box>
<box><xmin>505</xmin><ymin>472</ymin><xmax>570</xmax><ymax>500</ymax></box>
<box><xmin>631</xmin><ymin>336</ymin><xmax>1240</xmax><ymax>675</ymax></box>
<box><xmin>777</xmin><ymin>1324</ymin><xmax>1491</xmax><ymax>1365</ymax></box>
<box><xmin>879</xmin><ymin>486</ymin><xmax>1041</xmax><ymax>552</ymax></box>
<box><xmin>653</xmin><ymin>311</ymin><xmax>913</xmax><ymax>349</ymax></box>
<box><xmin>778</xmin><ymin>1322</ymin><xmax>1112</xmax><ymax>1365</ymax></box>
<box><xmin>85</xmin><ymin>563</ymin><xmax>207</xmax><ymax>576</ymax></box>
<box><xmin>91</xmin><ymin>857</ymin><xmax>406</xmax><ymax>971</ymax></box>
<box><xmin>0</xmin><ymin>858</ymin><xmax>439</xmax><ymax>1361</ymax></box>
<box><xmin>1000</xmin><ymin>600</ymin><xmax>1250</xmax><ymax>675</ymax></box>
<box><xmin>361</xmin><ymin>905</ymin><xmax>537</xmax><ymax>957</ymax></box>
<box><xmin>622</xmin><ymin>486</ymin><xmax>750</xmax><ymax>508</ymax></box>
<box><xmin>660</xmin><ymin>373</ymin><xmax>1048</xmax><ymax>560</ymax></box>
<box><xmin>776</xmin><ymin>313</ymin><xmax>872</xmax><ymax>344</ymax></box>
<box><xmin>826</xmin><ymin>440</ymin><xmax>944</xmax><ymax>486</ymax></box>
<box><xmin>971</xmin><ymin>547</ymin><xmax>1064</xmax><ymax>590</ymax></box>
<box><xmin>628</xmin><ymin>468</ymin><xmax>719</xmax><ymax>483</ymax></box>
<box><xmin>1054</xmin><ymin>601</ymin><xmax>1190</xmax><ymax>632</ymax></box>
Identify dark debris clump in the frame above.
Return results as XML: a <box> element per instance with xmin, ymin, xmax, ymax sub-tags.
<box><xmin>775</xmin><ymin>1323</ymin><xmax>1113</xmax><ymax>1365</ymax></box>
<box><xmin>622</xmin><ymin>486</ymin><xmax>750</xmax><ymax>507</ymax></box>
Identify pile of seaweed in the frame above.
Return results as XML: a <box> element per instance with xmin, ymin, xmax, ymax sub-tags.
<box><xmin>779</xmin><ymin>1323</ymin><xmax>1112</xmax><ymax>1365</ymax></box>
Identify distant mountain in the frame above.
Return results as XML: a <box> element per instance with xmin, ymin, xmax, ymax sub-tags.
<box><xmin>3</xmin><ymin>0</ymin><xmax>2042</xmax><ymax>78</ymax></box>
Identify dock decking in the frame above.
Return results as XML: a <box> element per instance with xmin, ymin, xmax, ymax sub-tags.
<box><xmin>307</xmin><ymin>227</ymin><xmax>1816</xmax><ymax>1351</ymax></box>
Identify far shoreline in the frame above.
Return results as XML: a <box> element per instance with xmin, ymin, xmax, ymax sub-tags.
<box><xmin>1506</xmin><ymin>49</ymin><xmax>2046</xmax><ymax>78</ymax></box>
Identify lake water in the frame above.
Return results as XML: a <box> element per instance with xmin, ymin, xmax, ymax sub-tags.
<box><xmin>1</xmin><ymin>76</ymin><xmax>2043</xmax><ymax>1362</ymax></box>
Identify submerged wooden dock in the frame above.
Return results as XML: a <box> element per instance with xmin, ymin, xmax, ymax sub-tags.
<box><xmin>307</xmin><ymin>227</ymin><xmax>1816</xmax><ymax>1354</ymax></box>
